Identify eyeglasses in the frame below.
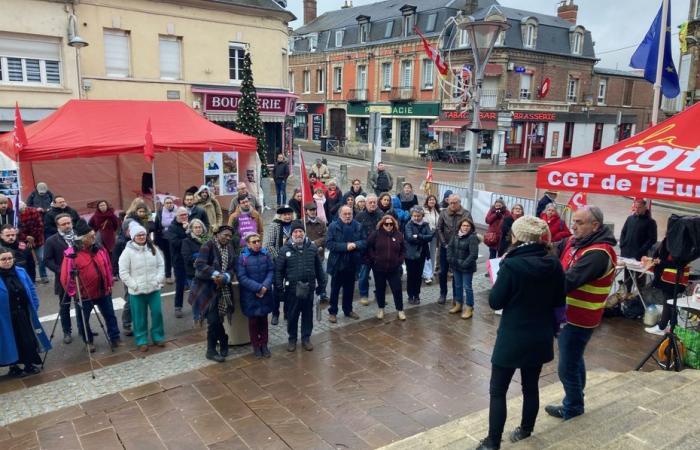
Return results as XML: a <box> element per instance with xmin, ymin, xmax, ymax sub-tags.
<box><xmin>250</xmin><ymin>240</ymin><xmax>261</xmax><ymax>244</ymax></box>
<box><xmin>0</xmin><ymin>257</ymin><xmax>14</xmax><ymax>262</ymax></box>
<box><xmin>383</xmin><ymin>222</ymin><xmax>393</xmax><ymax>227</ymax></box>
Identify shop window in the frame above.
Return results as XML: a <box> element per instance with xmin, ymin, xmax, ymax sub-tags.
<box><xmin>228</xmin><ymin>42</ymin><xmax>245</xmax><ymax>82</ymax></box>
<box><xmin>104</xmin><ymin>29</ymin><xmax>131</xmax><ymax>77</ymax></box>
<box><xmin>399</xmin><ymin>120</ymin><xmax>411</xmax><ymax>148</ymax></box>
<box><xmin>419</xmin><ymin>119</ymin><xmax>431</xmax><ymax>151</ymax></box>
<box><xmin>563</xmin><ymin>122</ymin><xmax>574</xmax><ymax>157</ymax></box>
<box><xmin>381</xmin><ymin>118</ymin><xmax>393</xmax><ymax>147</ymax></box>
<box><xmin>294</xmin><ymin>113</ymin><xmax>307</xmax><ymax>139</ymax></box>
<box><xmin>355</xmin><ymin>117</ymin><xmax>369</xmax><ymax>143</ymax></box>
<box><xmin>593</xmin><ymin>123</ymin><xmax>604</xmax><ymax>151</ymax></box>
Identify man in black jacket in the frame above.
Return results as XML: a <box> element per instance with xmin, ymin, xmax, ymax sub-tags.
<box><xmin>273</xmin><ymin>153</ymin><xmax>290</xmax><ymax>207</ymax></box>
<box><xmin>44</xmin><ymin>213</ymin><xmax>77</xmax><ymax>343</ymax></box>
<box><xmin>354</xmin><ymin>194</ymin><xmax>384</xmax><ymax>305</ymax></box>
<box><xmin>619</xmin><ymin>199</ymin><xmax>657</xmax><ymax>291</ymax></box>
<box><xmin>44</xmin><ymin>196</ymin><xmax>81</xmax><ymax>239</ymax></box>
<box><xmin>274</xmin><ymin>221</ymin><xmax>326</xmax><ymax>352</ymax></box>
<box><xmin>183</xmin><ymin>192</ymin><xmax>209</xmax><ymax>229</ymax></box>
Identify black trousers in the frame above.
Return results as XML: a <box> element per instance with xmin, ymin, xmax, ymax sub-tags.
<box><xmin>488</xmin><ymin>364</ymin><xmax>543</xmax><ymax>443</ymax></box>
<box><xmin>286</xmin><ymin>293</ymin><xmax>313</xmax><ymax>342</ymax></box>
<box><xmin>329</xmin><ymin>267</ymin><xmax>357</xmax><ymax>316</ymax></box>
<box><xmin>405</xmin><ymin>258</ymin><xmax>425</xmax><ymax>298</ymax></box>
<box><xmin>206</xmin><ymin>307</ymin><xmax>227</xmax><ymax>354</ymax></box>
<box><xmin>373</xmin><ymin>268</ymin><xmax>403</xmax><ymax>311</ymax></box>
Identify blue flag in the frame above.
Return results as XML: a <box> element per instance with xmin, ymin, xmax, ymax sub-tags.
<box><xmin>629</xmin><ymin>2</ymin><xmax>680</xmax><ymax>98</ymax></box>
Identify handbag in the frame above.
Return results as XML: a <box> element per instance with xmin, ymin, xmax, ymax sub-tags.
<box><xmin>484</xmin><ymin>231</ymin><xmax>499</xmax><ymax>247</ymax></box>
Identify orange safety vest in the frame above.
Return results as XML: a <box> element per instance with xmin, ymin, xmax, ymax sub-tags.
<box><xmin>560</xmin><ymin>240</ymin><xmax>617</xmax><ymax>328</ymax></box>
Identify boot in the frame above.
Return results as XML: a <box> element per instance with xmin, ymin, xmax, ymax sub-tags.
<box><xmin>476</xmin><ymin>436</ymin><xmax>500</xmax><ymax>450</ymax></box>
<box><xmin>461</xmin><ymin>306</ymin><xmax>473</xmax><ymax>319</ymax></box>
<box><xmin>219</xmin><ymin>334</ymin><xmax>229</xmax><ymax>357</ymax></box>
<box><xmin>449</xmin><ymin>303</ymin><xmax>462</xmax><ymax>314</ymax></box>
<box><xmin>206</xmin><ymin>332</ymin><xmax>223</xmax><ymax>362</ymax></box>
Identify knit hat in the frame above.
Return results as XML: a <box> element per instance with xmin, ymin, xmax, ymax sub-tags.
<box><xmin>36</xmin><ymin>182</ymin><xmax>48</xmax><ymax>194</ymax></box>
<box><xmin>74</xmin><ymin>219</ymin><xmax>93</xmax><ymax>239</ymax></box>
<box><xmin>511</xmin><ymin>216</ymin><xmax>550</xmax><ymax>243</ymax></box>
<box><xmin>129</xmin><ymin>222</ymin><xmax>147</xmax><ymax>237</ymax></box>
<box><xmin>355</xmin><ymin>195</ymin><xmax>366</xmax><ymax>203</ymax></box>
<box><xmin>290</xmin><ymin>221</ymin><xmax>305</xmax><ymax>234</ymax></box>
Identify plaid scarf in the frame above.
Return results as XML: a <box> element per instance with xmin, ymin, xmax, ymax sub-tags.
<box><xmin>215</xmin><ymin>241</ymin><xmax>234</xmax><ymax>323</ymax></box>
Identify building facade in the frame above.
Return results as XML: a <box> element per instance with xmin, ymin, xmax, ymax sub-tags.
<box><xmin>680</xmin><ymin>0</ymin><xmax>700</xmax><ymax>107</ymax></box>
<box><xmin>290</xmin><ymin>0</ymin><xmax>654</xmax><ymax>163</ymax></box>
<box><xmin>1</xmin><ymin>0</ymin><xmax>295</xmax><ymax>161</ymax></box>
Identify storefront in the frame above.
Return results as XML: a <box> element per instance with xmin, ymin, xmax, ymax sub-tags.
<box><xmin>347</xmin><ymin>102</ymin><xmax>440</xmax><ymax>156</ymax></box>
<box><xmin>429</xmin><ymin>110</ymin><xmax>498</xmax><ymax>157</ymax></box>
<box><xmin>294</xmin><ymin>103</ymin><xmax>325</xmax><ymax>141</ymax></box>
<box><xmin>193</xmin><ymin>86</ymin><xmax>298</xmax><ymax>163</ymax></box>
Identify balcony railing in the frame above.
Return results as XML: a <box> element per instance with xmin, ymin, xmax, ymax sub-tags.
<box><xmin>389</xmin><ymin>86</ymin><xmax>416</xmax><ymax>102</ymax></box>
<box><xmin>348</xmin><ymin>88</ymin><xmax>368</xmax><ymax>102</ymax></box>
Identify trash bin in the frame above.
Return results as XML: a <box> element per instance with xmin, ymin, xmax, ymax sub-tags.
<box><xmin>320</xmin><ymin>136</ymin><xmax>328</xmax><ymax>152</ymax></box>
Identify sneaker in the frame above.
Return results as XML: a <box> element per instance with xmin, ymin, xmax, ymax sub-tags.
<box><xmin>449</xmin><ymin>304</ymin><xmax>462</xmax><ymax>314</ymax></box>
<box><xmin>645</xmin><ymin>325</ymin><xmax>665</xmax><ymax>336</ymax></box>
<box><xmin>174</xmin><ymin>307</ymin><xmax>183</xmax><ymax>318</ymax></box>
<box><xmin>110</xmin><ymin>339</ymin><xmax>124</xmax><ymax>350</ymax></box>
<box><xmin>461</xmin><ymin>306</ymin><xmax>474</xmax><ymax>319</ymax></box>
<box><xmin>424</xmin><ymin>278</ymin><xmax>432</xmax><ymax>285</ymax></box>
<box><xmin>328</xmin><ymin>314</ymin><xmax>337</xmax><ymax>323</ymax></box>
<box><xmin>123</xmin><ymin>325</ymin><xmax>134</xmax><ymax>337</ymax></box>
<box><xmin>347</xmin><ymin>311</ymin><xmax>360</xmax><ymax>320</ymax></box>
<box><xmin>544</xmin><ymin>404</ymin><xmax>565</xmax><ymax>419</ymax></box>
<box><xmin>63</xmin><ymin>334</ymin><xmax>73</xmax><ymax>345</ymax></box>
<box><xmin>406</xmin><ymin>296</ymin><xmax>415</xmax><ymax>305</ymax></box>
<box><xmin>287</xmin><ymin>341</ymin><xmax>297</xmax><ymax>352</ymax></box>
<box><xmin>359</xmin><ymin>297</ymin><xmax>369</xmax><ymax>306</ymax></box>
<box><xmin>398</xmin><ymin>311</ymin><xmax>406</xmax><ymax>321</ymax></box>
<box><xmin>376</xmin><ymin>308</ymin><xmax>384</xmax><ymax>320</ymax></box>
<box><xmin>302</xmin><ymin>341</ymin><xmax>314</xmax><ymax>351</ymax></box>
<box><xmin>437</xmin><ymin>295</ymin><xmax>446</xmax><ymax>305</ymax></box>
<box><xmin>509</xmin><ymin>426</ymin><xmax>532</xmax><ymax>443</ymax></box>
<box><xmin>414</xmin><ymin>296</ymin><xmax>421</xmax><ymax>305</ymax></box>
<box><xmin>7</xmin><ymin>365</ymin><xmax>25</xmax><ymax>378</ymax></box>
<box><xmin>271</xmin><ymin>314</ymin><xmax>279</xmax><ymax>326</ymax></box>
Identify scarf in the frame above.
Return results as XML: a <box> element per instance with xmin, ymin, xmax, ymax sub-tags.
<box><xmin>215</xmin><ymin>241</ymin><xmax>234</xmax><ymax>323</ymax></box>
<box><xmin>458</xmin><ymin>229</ymin><xmax>469</xmax><ymax>237</ymax></box>
<box><xmin>327</xmin><ymin>189</ymin><xmax>339</xmax><ymax>200</ymax></box>
<box><xmin>411</xmin><ymin>218</ymin><xmax>425</xmax><ymax>226</ymax></box>
<box><xmin>58</xmin><ymin>229</ymin><xmax>76</xmax><ymax>245</ymax></box>
<box><xmin>399</xmin><ymin>192</ymin><xmax>414</xmax><ymax>203</ymax></box>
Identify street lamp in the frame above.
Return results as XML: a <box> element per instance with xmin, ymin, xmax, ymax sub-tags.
<box><xmin>68</xmin><ymin>14</ymin><xmax>89</xmax><ymax>99</ymax></box>
<box><xmin>456</xmin><ymin>7</ymin><xmax>509</xmax><ymax>212</ymax></box>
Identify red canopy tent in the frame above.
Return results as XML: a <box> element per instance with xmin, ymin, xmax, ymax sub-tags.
<box><xmin>537</xmin><ymin>102</ymin><xmax>700</xmax><ymax>204</ymax></box>
<box><xmin>0</xmin><ymin>100</ymin><xmax>257</xmax><ymax>212</ymax></box>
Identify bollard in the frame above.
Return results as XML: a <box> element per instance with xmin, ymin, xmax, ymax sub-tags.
<box><xmin>339</xmin><ymin>164</ymin><xmax>348</xmax><ymax>191</ymax></box>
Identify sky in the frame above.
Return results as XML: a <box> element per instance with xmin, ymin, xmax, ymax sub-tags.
<box><xmin>287</xmin><ymin>0</ymin><xmax>691</xmax><ymax>70</ymax></box>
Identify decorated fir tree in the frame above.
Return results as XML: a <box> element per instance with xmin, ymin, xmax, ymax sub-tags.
<box><xmin>235</xmin><ymin>51</ymin><xmax>269</xmax><ymax>177</ymax></box>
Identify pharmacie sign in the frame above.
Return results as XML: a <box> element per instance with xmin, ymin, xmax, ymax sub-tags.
<box><xmin>347</xmin><ymin>103</ymin><xmax>440</xmax><ymax>116</ymax></box>
<box><xmin>204</xmin><ymin>93</ymin><xmax>288</xmax><ymax>113</ymax></box>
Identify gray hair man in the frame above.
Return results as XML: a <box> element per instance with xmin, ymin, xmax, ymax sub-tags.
<box><xmin>436</xmin><ymin>194</ymin><xmax>473</xmax><ymax>304</ymax></box>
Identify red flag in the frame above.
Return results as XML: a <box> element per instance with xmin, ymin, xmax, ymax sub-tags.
<box><xmin>143</xmin><ymin>118</ymin><xmax>154</xmax><ymax>163</ymax></box>
<box><xmin>566</xmin><ymin>192</ymin><xmax>587</xmax><ymax>212</ymax></box>
<box><xmin>299</xmin><ymin>150</ymin><xmax>313</xmax><ymax>208</ymax></box>
<box><xmin>414</xmin><ymin>26</ymin><xmax>448</xmax><ymax>77</ymax></box>
<box><xmin>12</xmin><ymin>102</ymin><xmax>28</xmax><ymax>160</ymax></box>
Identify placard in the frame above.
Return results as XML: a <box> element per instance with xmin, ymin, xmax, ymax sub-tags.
<box><xmin>0</xmin><ymin>170</ymin><xmax>19</xmax><ymax>196</ymax></box>
<box><xmin>203</xmin><ymin>152</ymin><xmax>238</xmax><ymax>196</ymax></box>
<box><xmin>311</xmin><ymin>114</ymin><xmax>323</xmax><ymax>141</ymax></box>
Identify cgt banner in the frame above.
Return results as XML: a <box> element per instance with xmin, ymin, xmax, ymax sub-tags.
<box><xmin>536</xmin><ymin>103</ymin><xmax>700</xmax><ymax>204</ymax></box>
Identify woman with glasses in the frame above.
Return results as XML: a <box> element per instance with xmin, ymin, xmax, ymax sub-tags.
<box><xmin>236</xmin><ymin>233</ymin><xmax>274</xmax><ymax>358</ymax></box>
<box><xmin>365</xmin><ymin>215</ymin><xmax>406</xmax><ymax>321</ymax></box>
<box><xmin>0</xmin><ymin>247</ymin><xmax>51</xmax><ymax>377</ymax></box>
<box><xmin>447</xmin><ymin>218</ymin><xmax>479</xmax><ymax>319</ymax></box>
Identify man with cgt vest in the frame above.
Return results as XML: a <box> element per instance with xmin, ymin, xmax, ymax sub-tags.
<box><xmin>547</xmin><ymin>205</ymin><xmax>617</xmax><ymax>420</ymax></box>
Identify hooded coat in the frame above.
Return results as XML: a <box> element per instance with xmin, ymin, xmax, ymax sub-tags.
<box><xmin>540</xmin><ymin>211</ymin><xmax>572</xmax><ymax>243</ymax></box>
<box><xmin>236</xmin><ymin>247</ymin><xmax>274</xmax><ymax>317</ymax></box>
<box><xmin>118</xmin><ymin>241</ymin><xmax>165</xmax><ymax>295</ymax></box>
<box><xmin>195</xmin><ymin>186</ymin><xmax>223</xmax><ymax>231</ymax></box>
<box><xmin>489</xmin><ymin>243</ymin><xmax>566</xmax><ymax>368</ymax></box>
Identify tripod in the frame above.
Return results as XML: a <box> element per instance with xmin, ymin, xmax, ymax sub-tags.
<box><xmin>41</xmin><ymin>268</ymin><xmax>113</xmax><ymax>379</ymax></box>
<box><xmin>635</xmin><ymin>268</ymin><xmax>685</xmax><ymax>372</ymax></box>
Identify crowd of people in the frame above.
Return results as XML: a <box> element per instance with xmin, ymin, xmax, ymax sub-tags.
<box><xmin>0</xmin><ymin>155</ymin><xmax>693</xmax><ymax>450</ymax></box>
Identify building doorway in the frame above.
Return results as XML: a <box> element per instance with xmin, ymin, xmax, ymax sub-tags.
<box><xmin>264</xmin><ymin>122</ymin><xmax>281</xmax><ymax>163</ymax></box>
<box><xmin>330</xmin><ymin>108</ymin><xmax>346</xmax><ymax>140</ymax></box>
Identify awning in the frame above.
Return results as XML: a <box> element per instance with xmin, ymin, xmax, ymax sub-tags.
<box><xmin>484</xmin><ymin>64</ymin><xmax>503</xmax><ymax>77</ymax></box>
<box><xmin>429</xmin><ymin>120</ymin><xmax>470</xmax><ymax>130</ymax></box>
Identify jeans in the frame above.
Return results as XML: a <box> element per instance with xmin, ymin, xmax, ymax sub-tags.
<box><xmin>405</xmin><ymin>258</ymin><xmax>426</xmax><ymax>299</ymax></box>
<box><xmin>358</xmin><ymin>264</ymin><xmax>371</xmax><ymax>298</ymax></box>
<box><xmin>488</xmin><ymin>364</ymin><xmax>543</xmax><ymax>443</ymax></box>
<box><xmin>76</xmin><ymin>295</ymin><xmax>121</xmax><ymax>343</ymax></box>
<box><xmin>35</xmin><ymin>245</ymin><xmax>48</xmax><ymax>279</ymax></box>
<box><xmin>275</xmin><ymin>179</ymin><xmax>287</xmax><ymax>206</ymax></box>
<box><xmin>439</xmin><ymin>246</ymin><xmax>456</xmax><ymax>297</ymax></box>
<box><xmin>248</xmin><ymin>316</ymin><xmax>269</xmax><ymax>348</ymax></box>
<box><xmin>373</xmin><ymin>268</ymin><xmax>403</xmax><ymax>311</ymax></box>
<box><xmin>286</xmin><ymin>293</ymin><xmax>313</xmax><ymax>342</ymax></box>
<box><xmin>453</xmin><ymin>270</ymin><xmax>474</xmax><ymax>306</ymax></box>
<box><xmin>557</xmin><ymin>324</ymin><xmax>594</xmax><ymax>419</ymax></box>
<box><xmin>130</xmin><ymin>291</ymin><xmax>164</xmax><ymax>346</ymax></box>
<box><xmin>173</xmin><ymin>263</ymin><xmax>187</xmax><ymax>309</ymax></box>
<box><xmin>329</xmin><ymin>267</ymin><xmax>357</xmax><ymax>316</ymax></box>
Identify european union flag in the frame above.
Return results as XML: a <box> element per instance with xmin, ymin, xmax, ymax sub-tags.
<box><xmin>629</xmin><ymin>2</ymin><xmax>680</xmax><ymax>98</ymax></box>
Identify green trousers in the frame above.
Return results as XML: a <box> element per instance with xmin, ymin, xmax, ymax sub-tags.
<box><xmin>130</xmin><ymin>291</ymin><xmax>165</xmax><ymax>346</ymax></box>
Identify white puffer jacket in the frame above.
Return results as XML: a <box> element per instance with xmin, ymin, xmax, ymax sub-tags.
<box><xmin>118</xmin><ymin>241</ymin><xmax>165</xmax><ymax>295</ymax></box>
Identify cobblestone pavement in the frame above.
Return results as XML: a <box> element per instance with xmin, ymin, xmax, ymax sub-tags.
<box><xmin>0</xmin><ymin>274</ymin><xmax>493</xmax><ymax>427</ymax></box>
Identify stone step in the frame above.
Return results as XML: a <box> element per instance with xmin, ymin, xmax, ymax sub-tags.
<box><xmin>379</xmin><ymin>370</ymin><xmax>700</xmax><ymax>450</ymax></box>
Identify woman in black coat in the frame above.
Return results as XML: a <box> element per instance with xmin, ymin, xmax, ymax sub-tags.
<box><xmin>180</xmin><ymin>219</ymin><xmax>208</xmax><ymax>320</ymax></box>
<box><xmin>403</xmin><ymin>206</ymin><xmax>434</xmax><ymax>305</ymax></box>
<box><xmin>477</xmin><ymin>216</ymin><xmax>566</xmax><ymax>450</ymax></box>
<box><xmin>167</xmin><ymin>207</ymin><xmax>190</xmax><ymax>318</ymax></box>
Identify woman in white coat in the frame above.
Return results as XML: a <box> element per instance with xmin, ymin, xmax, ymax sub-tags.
<box><xmin>119</xmin><ymin>223</ymin><xmax>165</xmax><ymax>352</ymax></box>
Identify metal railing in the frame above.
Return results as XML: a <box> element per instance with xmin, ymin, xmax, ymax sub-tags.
<box><xmin>348</xmin><ymin>88</ymin><xmax>368</xmax><ymax>102</ymax></box>
<box><xmin>389</xmin><ymin>86</ymin><xmax>416</xmax><ymax>101</ymax></box>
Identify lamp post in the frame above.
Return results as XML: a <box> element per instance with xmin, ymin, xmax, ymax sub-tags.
<box><xmin>68</xmin><ymin>14</ymin><xmax>88</xmax><ymax>99</ymax></box>
<box><xmin>456</xmin><ymin>8</ymin><xmax>509</xmax><ymax>212</ymax></box>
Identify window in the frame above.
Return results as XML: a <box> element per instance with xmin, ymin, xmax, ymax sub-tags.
<box><xmin>381</xmin><ymin>118</ymin><xmax>392</xmax><ymax>146</ymax></box>
<box><xmin>567</xmin><ymin>77</ymin><xmax>578</xmax><ymax>102</ymax></box>
<box><xmin>228</xmin><ymin>43</ymin><xmax>245</xmax><ymax>82</ymax></box>
<box><xmin>0</xmin><ymin>35</ymin><xmax>61</xmax><ymax>86</ymax></box>
<box><xmin>159</xmin><ymin>36</ymin><xmax>181</xmax><ymax>80</ymax></box>
<box><xmin>359</xmin><ymin>23</ymin><xmax>370</xmax><ymax>44</ymax></box>
<box><xmin>357</xmin><ymin>65</ymin><xmax>367</xmax><ymax>89</ymax></box>
<box><xmin>426</xmin><ymin>14</ymin><xmax>437</xmax><ymax>32</ymax></box>
<box><xmin>597</xmin><ymin>78</ymin><xmax>607</xmax><ymax>104</ymax></box>
<box><xmin>519</xmin><ymin>73</ymin><xmax>532</xmax><ymax>99</ymax></box>
<box><xmin>288</xmin><ymin>72</ymin><xmax>294</xmax><ymax>92</ymax></box>
<box><xmin>316</xmin><ymin>68</ymin><xmax>324</xmax><ymax>93</ymax></box>
<box><xmin>400</xmin><ymin>60</ymin><xmax>412</xmax><ymax>88</ymax></box>
<box><xmin>308</xmin><ymin>34</ymin><xmax>318</xmax><ymax>52</ymax></box>
<box><xmin>384</xmin><ymin>21</ymin><xmax>394</xmax><ymax>38</ymax></box>
<box><xmin>421</xmin><ymin>59</ymin><xmax>434</xmax><ymax>89</ymax></box>
<box><xmin>403</xmin><ymin>15</ymin><xmax>414</xmax><ymax>37</ymax></box>
<box><xmin>458</xmin><ymin>29</ymin><xmax>470</xmax><ymax>48</ymax></box>
<box><xmin>381</xmin><ymin>62</ymin><xmax>392</xmax><ymax>90</ymax></box>
<box><xmin>495</xmin><ymin>31</ymin><xmax>505</xmax><ymax>47</ymax></box>
<box><xmin>571</xmin><ymin>32</ymin><xmax>583</xmax><ymax>55</ymax></box>
<box><xmin>333</xmin><ymin>66</ymin><xmax>342</xmax><ymax>92</ymax></box>
<box><xmin>303</xmin><ymin>70</ymin><xmax>310</xmax><ymax>93</ymax></box>
<box><xmin>335</xmin><ymin>30</ymin><xmax>344</xmax><ymax>47</ymax></box>
<box><xmin>104</xmin><ymin>29</ymin><xmax>130</xmax><ymax>77</ymax></box>
<box><xmin>524</xmin><ymin>24</ymin><xmax>536</xmax><ymax>48</ymax></box>
<box><xmin>623</xmin><ymin>79</ymin><xmax>633</xmax><ymax>106</ymax></box>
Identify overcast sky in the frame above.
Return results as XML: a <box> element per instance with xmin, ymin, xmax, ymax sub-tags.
<box><xmin>288</xmin><ymin>0</ymin><xmax>691</xmax><ymax>70</ymax></box>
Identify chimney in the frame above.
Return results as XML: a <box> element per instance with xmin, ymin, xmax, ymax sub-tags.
<box><xmin>341</xmin><ymin>0</ymin><xmax>353</xmax><ymax>9</ymax></box>
<box><xmin>304</xmin><ymin>0</ymin><xmax>317</xmax><ymax>24</ymax></box>
<box><xmin>463</xmin><ymin>0</ymin><xmax>479</xmax><ymax>15</ymax></box>
<box><xmin>557</xmin><ymin>0</ymin><xmax>578</xmax><ymax>24</ymax></box>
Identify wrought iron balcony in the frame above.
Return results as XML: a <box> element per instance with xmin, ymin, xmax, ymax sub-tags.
<box><xmin>348</xmin><ymin>88</ymin><xmax>368</xmax><ymax>102</ymax></box>
<box><xmin>389</xmin><ymin>86</ymin><xmax>416</xmax><ymax>102</ymax></box>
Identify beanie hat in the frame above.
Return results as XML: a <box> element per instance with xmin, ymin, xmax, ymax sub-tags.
<box><xmin>355</xmin><ymin>195</ymin><xmax>366</xmax><ymax>202</ymax></box>
<box><xmin>74</xmin><ymin>219</ymin><xmax>93</xmax><ymax>239</ymax></box>
<box><xmin>37</xmin><ymin>182</ymin><xmax>48</xmax><ymax>194</ymax></box>
<box><xmin>511</xmin><ymin>216</ymin><xmax>550</xmax><ymax>243</ymax></box>
<box><xmin>290</xmin><ymin>220</ymin><xmax>305</xmax><ymax>233</ymax></box>
<box><xmin>129</xmin><ymin>222</ymin><xmax>147</xmax><ymax>237</ymax></box>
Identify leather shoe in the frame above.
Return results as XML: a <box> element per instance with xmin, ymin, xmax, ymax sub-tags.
<box><xmin>302</xmin><ymin>341</ymin><xmax>313</xmax><ymax>351</ymax></box>
<box><xmin>271</xmin><ymin>315</ymin><xmax>279</xmax><ymax>326</ymax></box>
<box><xmin>328</xmin><ymin>314</ymin><xmax>337</xmax><ymax>323</ymax></box>
<box><xmin>347</xmin><ymin>311</ymin><xmax>360</xmax><ymax>320</ymax></box>
<box><xmin>476</xmin><ymin>437</ymin><xmax>500</xmax><ymax>450</ymax></box>
<box><xmin>509</xmin><ymin>426</ymin><xmax>531</xmax><ymax>443</ymax></box>
<box><xmin>287</xmin><ymin>341</ymin><xmax>297</xmax><ymax>352</ymax></box>
<box><xmin>545</xmin><ymin>404</ymin><xmax>565</xmax><ymax>419</ymax></box>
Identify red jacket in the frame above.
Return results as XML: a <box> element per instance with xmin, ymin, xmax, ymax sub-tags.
<box><xmin>541</xmin><ymin>212</ymin><xmax>572</xmax><ymax>242</ymax></box>
<box><xmin>485</xmin><ymin>207</ymin><xmax>510</xmax><ymax>248</ymax></box>
<box><xmin>61</xmin><ymin>246</ymin><xmax>113</xmax><ymax>300</ymax></box>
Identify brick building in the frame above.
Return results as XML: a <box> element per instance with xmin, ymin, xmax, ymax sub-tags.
<box><xmin>678</xmin><ymin>0</ymin><xmax>700</xmax><ymax>107</ymax></box>
<box><xmin>290</xmin><ymin>0</ymin><xmax>654</xmax><ymax>163</ymax></box>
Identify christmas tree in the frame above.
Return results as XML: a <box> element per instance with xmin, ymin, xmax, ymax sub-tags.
<box><xmin>234</xmin><ymin>52</ymin><xmax>269</xmax><ymax>177</ymax></box>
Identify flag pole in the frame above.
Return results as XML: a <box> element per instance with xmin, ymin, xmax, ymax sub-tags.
<box><xmin>298</xmin><ymin>147</ymin><xmax>307</xmax><ymax>234</ymax></box>
<box><xmin>651</xmin><ymin>0</ymin><xmax>670</xmax><ymax>126</ymax></box>
<box><xmin>151</xmin><ymin>158</ymin><xmax>157</xmax><ymax>210</ymax></box>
